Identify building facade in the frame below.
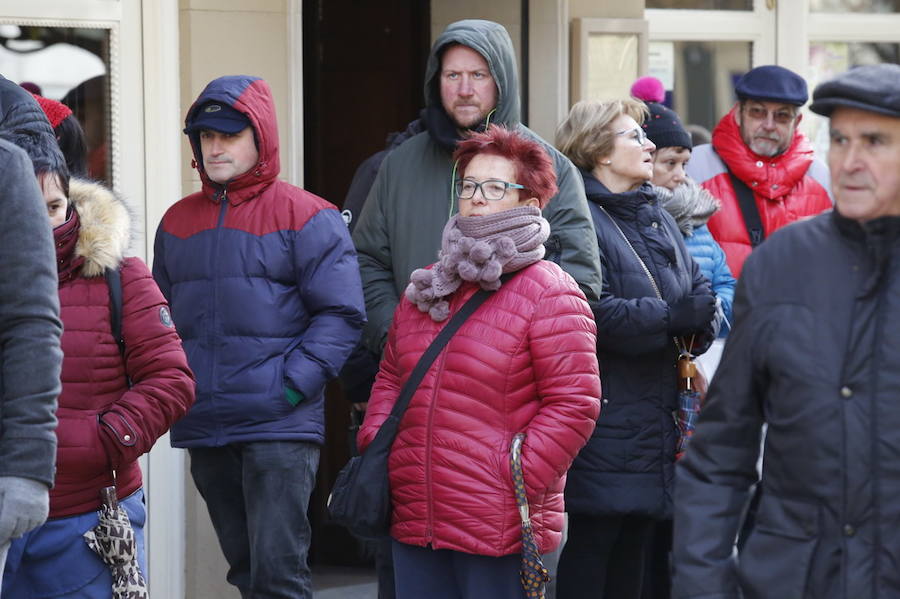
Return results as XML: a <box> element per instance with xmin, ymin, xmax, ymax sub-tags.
<box><xmin>0</xmin><ymin>1</ymin><xmax>897</xmax><ymax>596</ymax></box>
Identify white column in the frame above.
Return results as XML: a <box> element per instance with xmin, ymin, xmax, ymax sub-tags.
<box><xmin>138</xmin><ymin>0</ymin><xmax>186</xmax><ymax>597</ymax></box>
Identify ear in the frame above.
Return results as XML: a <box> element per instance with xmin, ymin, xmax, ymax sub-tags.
<box><xmin>521</xmin><ymin>197</ymin><xmax>540</xmax><ymax>208</ymax></box>
<box><xmin>795</xmin><ymin>112</ymin><xmax>804</xmax><ymax>126</ymax></box>
<box><xmin>733</xmin><ymin>104</ymin><xmax>742</xmax><ymax>126</ymax></box>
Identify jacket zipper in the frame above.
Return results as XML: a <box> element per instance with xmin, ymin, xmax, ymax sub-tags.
<box><xmin>211</xmin><ymin>188</ymin><xmax>229</xmax><ymax>443</ymax></box>
<box><xmin>424</xmin><ymin>293</ymin><xmax>460</xmax><ymax>544</ymax></box>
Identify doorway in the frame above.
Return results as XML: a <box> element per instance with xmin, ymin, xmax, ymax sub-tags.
<box><xmin>302</xmin><ymin>0</ymin><xmax>430</xmax><ymax>565</ymax></box>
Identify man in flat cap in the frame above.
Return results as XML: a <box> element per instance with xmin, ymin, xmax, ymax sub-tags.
<box><xmin>153</xmin><ymin>76</ymin><xmax>365</xmax><ymax>598</ymax></box>
<box><xmin>687</xmin><ymin>64</ymin><xmax>833</xmax><ymax>277</ymax></box>
<box><xmin>672</xmin><ymin>63</ymin><xmax>900</xmax><ymax>599</ymax></box>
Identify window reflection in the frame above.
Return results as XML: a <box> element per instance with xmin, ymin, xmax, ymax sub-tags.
<box><xmin>647</xmin><ymin>0</ymin><xmax>752</xmax><ymax>9</ymax></box>
<box><xmin>810</xmin><ymin>0</ymin><xmax>900</xmax><ymax>12</ymax></box>
<box><xmin>649</xmin><ymin>40</ymin><xmax>752</xmax><ymax>135</ymax></box>
<box><xmin>805</xmin><ymin>41</ymin><xmax>900</xmax><ymax>160</ymax></box>
<box><xmin>0</xmin><ymin>25</ymin><xmax>111</xmax><ymax>185</ymax></box>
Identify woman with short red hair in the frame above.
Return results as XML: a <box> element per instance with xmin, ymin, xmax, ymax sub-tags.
<box><xmin>359</xmin><ymin>125</ymin><xmax>602</xmax><ymax>598</ymax></box>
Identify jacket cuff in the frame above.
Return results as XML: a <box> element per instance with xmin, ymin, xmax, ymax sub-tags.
<box><xmin>98</xmin><ymin>411</ymin><xmax>139</xmax><ymax>469</ymax></box>
<box><xmin>0</xmin><ymin>437</ymin><xmax>56</xmax><ymax>488</ymax></box>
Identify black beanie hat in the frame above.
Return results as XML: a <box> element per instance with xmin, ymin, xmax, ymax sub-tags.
<box><xmin>642</xmin><ymin>102</ymin><xmax>692</xmax><ymax>151</ymax></box>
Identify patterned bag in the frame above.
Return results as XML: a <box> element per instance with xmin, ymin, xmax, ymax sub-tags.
<box><xmin>510</xmin><ymin>433</ymin><xmax>550</xmax><ymax>599</ymax></box>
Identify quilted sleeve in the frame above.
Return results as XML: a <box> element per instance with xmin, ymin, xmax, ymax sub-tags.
<box><xmin>520</xmin><ymin>273</ymin><xmax>601</xmax><ymax>498</ymax></box>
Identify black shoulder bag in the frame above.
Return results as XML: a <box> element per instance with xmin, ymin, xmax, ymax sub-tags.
<box><xmin>327</xmin><ymin>284</ymin><xmax>500</xmax><ymax>539</ymax></box>
<box><xmin>727</xmin><ymin>170</ymin><xmax>766</xmax><ymax>247</ymax></box>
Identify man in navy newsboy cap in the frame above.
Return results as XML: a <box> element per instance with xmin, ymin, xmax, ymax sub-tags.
<box><xmin>686</xmin><ymin>64</ymin><xmax>833</xmax><ymax>278</ymax></box>
<box><xmin>673</xmin><ymin>62</ymin><xmax>900</xmax><ymax>598</ymax></box>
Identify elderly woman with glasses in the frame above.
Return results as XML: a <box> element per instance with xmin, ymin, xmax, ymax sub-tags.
<box><xmin>358</xmin><ymin>124</ymin><xmax>601</xmax><ymax>599</ymax></box>
<box><xmin>554</xmin><ymin>100</ymin><xmax>716</xmax><ymax>599</ymax></box>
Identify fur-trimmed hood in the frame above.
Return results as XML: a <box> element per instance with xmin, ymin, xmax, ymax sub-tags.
<box><xmin>654</xmin><ymin>178</ymin><xmax>720</xmax><ymax>236</ymax></box>
<box><xmin>69</xmin><ymin>178</ymin><xmax>132</xmax><ymax>277</ymax></box>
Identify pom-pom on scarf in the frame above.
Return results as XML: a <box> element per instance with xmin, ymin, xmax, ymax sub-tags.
<box><xmin>405</xmin><ymin>205</ymin><xmax>550</xmax><ymax>321</ymax></box>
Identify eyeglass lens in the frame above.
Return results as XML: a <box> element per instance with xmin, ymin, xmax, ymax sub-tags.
<box><xmin>457</xmin><ymin>179</ymin><xmax>512</xmax><ymax>201</ymax></box>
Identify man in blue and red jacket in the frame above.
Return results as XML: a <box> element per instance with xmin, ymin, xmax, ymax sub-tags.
<box><xmin>153</xmin><ymin>75</ymin><xmax>366</xmax><ymax>598</ymax></box>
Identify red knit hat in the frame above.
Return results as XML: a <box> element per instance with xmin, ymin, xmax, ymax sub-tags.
<box><xmin>30</xmin><ymin>93</ymin><xmax>72</xmax><ymax>129</ymax></box>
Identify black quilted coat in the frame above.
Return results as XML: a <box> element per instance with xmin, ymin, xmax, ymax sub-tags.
<box><xmin>565</xmin><ymin>171</ymin><xmax>712</xmax><ymax>520</ymax></box>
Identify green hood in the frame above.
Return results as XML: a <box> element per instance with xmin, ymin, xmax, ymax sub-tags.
<box><xmin>424</xmin><ymin>19</ymin><xmax>520</xmax><ymax>127</ymax></box>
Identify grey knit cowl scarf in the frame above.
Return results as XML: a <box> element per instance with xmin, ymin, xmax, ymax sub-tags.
<box><xmin>405</xmin><ymin>205</ymin><xmax>550</xmax><ymax>322</ymax></box>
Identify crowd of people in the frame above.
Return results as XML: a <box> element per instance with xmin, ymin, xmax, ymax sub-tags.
<box><xmin>1</xmin><ymin>14</ymin><xmax>899</xmax><ymax>599</ymax></box>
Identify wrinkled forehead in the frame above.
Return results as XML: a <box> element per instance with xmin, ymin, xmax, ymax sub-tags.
<box><xmin>829</xmin><ymin>106</ymin><xmax>900</xmax><ymax>138</ymax></box>
<box><xmin>440</xmin><ymin>43</ymin><xmax>490</xmax><ymax>71</ymax></box>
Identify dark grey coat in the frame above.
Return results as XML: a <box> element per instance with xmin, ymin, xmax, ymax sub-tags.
<box><xmin>352</xmin><ymin>19</ymin><xmax>602</xmax><ymax>353</ymax></box>
<box><xmin>673</xmin><ymin>210</ymin><xmax>900</xmax><ymax>598</ymax></box>
<box><xmin>0</xmin><ymin>139</ymin><xmax>63</xmax><ymax>487</ymax></box>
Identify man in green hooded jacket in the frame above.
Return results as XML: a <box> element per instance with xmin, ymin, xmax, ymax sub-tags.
<box><xmin>352</xmin><ymin>19</ymin><xmax>603</xmax><ymax>354</ymax></box>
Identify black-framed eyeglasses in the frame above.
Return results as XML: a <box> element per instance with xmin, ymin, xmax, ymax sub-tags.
<box><xmin>455</xmin><ymin>178</ymin><xmax>525</xmax><ymax>201</ymax></box>
<box><xmin>616</xmin><ymin>126</ymin><xmax>650</xmax><ymax>147</ymax></box>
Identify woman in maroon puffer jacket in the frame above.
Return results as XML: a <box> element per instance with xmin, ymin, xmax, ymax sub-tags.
<box><xmin>359</xmin><ymin>125</ymin><xmax>602</xmax><ymax>599</ymax></box>
<box><xmin>2</xmin><ymin>154</ymin><xmax>194</xmax><ymax>597</ymax></box>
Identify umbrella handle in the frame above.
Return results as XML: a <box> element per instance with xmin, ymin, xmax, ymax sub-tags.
<box><xmin>100</xmin><ymin>486</ymin><xmax>119</xmax><ymax>510</ymax></box>
<box><xmin>510</xmin><ymin>433</ymin><xmax>530</xmax><ymax>524</ymax></box>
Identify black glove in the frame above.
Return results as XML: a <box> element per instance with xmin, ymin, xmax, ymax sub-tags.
<box><xmin>668</xmin><ymin>294</ymin><xmax>716</xmax><ymax>335</ymax></box>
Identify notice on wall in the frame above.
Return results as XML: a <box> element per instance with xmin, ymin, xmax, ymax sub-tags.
<box><xmin>648</xmin><ymin>41</ymin><xmax>675</xmax><ymax>90</ymax></box>
<box><xmin>586</xmin><ymin>33</ymin><xmax>639</xmax><ymax>101</ymax></box>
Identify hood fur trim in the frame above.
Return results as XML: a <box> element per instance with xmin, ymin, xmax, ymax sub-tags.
<box><xmin>70</xmin><ymin>178</ymin><xmax>132</xmax><ymax>277</ymax></box>
<box><xmin>655</xmin><ymin>178</ymin><xmax>720</xmax><ymax>235</ymax></box>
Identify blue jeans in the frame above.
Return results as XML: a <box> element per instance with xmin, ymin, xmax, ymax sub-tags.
<box><xmin>190</xmin><ymin>441</ymin><xmax>320</xmax><ymax>599</ymax></box>
<box><xmin>2</xmin><ymin>489</ymin><xmax>146</xmax><ymax>598</ymax></box>
<box><xmin>392</xmin><ymin>540</ymin><xmax>526</xmax><ymax>599</ymax></box>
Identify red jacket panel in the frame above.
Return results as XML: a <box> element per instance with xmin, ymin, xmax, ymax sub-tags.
<box><xmin>359</xmin><ymin>260</ymin><xmax>601</xmax><ymax>556</ymax></box>
<box><xmin>52</xmin><ymin>180</ymin><xmax>194</xmax><ymax>518</ymax></box>
<box><xmin>689</xmin><ymin>107</ymin><xmax>832</xmax><ymax>277</ymax></box>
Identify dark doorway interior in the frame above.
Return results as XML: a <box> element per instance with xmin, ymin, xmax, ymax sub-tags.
<box><xmin>302</xmin><ymin>0</ymin><xmax>430</xmax><ymax>566</ymax></box>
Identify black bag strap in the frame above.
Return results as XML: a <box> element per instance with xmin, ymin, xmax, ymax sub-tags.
<box><xmin>105</xmin><ymin>267</ymin><xmax>125</xmax><ymax>356</ymax></box>
<box><xmin>370</xmin><ymin>279</ymin><xmax>506</xmax><ymax>446</ymax></box>
<box><xmin>727</xmin><ymin>169</ymin><xmax>766</xmax><ymax>247</ymax></box>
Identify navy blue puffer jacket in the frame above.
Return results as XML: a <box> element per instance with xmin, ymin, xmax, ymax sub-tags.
<box><xmin>565</xmin><ymin>171</ymin><xmax>712</xmax><ymax>519</ymax></box>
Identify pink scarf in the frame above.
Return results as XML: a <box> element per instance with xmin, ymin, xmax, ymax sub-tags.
<box><xmin>405</xmin><ymin>205</ymin><xmax>549</xmax><ymax>321</ymax></box>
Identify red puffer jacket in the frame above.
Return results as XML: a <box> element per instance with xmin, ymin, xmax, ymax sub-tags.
<box><xmin>52</xmin><ymin>179</ymin><xmax>194</xmax><ymax>518</ymax></box>
<box><xmin>688</xmin><ymin>106</ymin><xmax>832</xmax><ymax>278</ymax></box>
<box><xmin>359</xmin><ymin>260</ymin><xmax>601</xmax><ymax>556</ymax></box>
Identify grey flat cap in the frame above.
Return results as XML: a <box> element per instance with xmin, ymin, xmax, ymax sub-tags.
<box><xmin>809</xmin><ymin>63</ymin><xmax>900</xmax><ymax>118</ymax></box>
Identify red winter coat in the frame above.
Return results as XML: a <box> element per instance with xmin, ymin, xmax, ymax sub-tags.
<box><xmin>52</xmin><ymin>179</ymin><xmax>194</xmax><ymax>518</ymax></box>
<box><xmin>687</xmin><ymin>106</ymin><xmax>833</xmax><ymax>278</ymax></box>
<box><xmin>359</xmin><ymin>260</ymin><xmax>601</xmax><ymax>557</ymax></box>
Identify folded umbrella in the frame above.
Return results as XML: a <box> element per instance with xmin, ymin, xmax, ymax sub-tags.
<box><xmin>675</xmin><ymin>349</ymin><xmax>703</xmax><ymax>460</ymax></box>
<box><xmin>510</xmin><ymin>433</ymin><xmax>550</xmax><ymax>599</ymax></box>
<box><xmin>83</xmin><ymin>486</ymin><xmax>149</xmax><ymax>599</ymax></box>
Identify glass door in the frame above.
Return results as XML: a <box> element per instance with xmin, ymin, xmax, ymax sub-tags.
<box><xmin>647</xmin><ymin>0</ymin><xmax>900</xmax><ymax>159</ymax></box>
<box><xmin>646</xmin><ymin>0</ymin><xmax>775</xmax><ymax>139</ymax></box>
